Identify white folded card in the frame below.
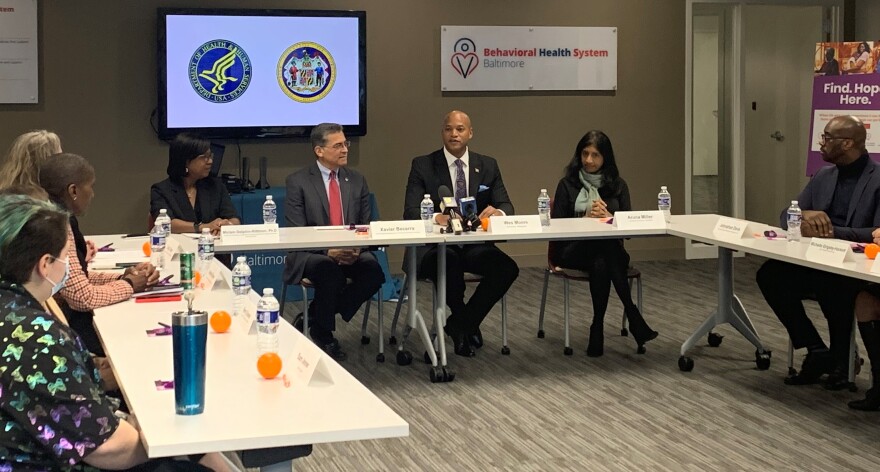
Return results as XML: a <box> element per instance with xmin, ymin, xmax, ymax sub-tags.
<box><xmin>288</xmin><ymin>338</ymin><xmax>334</xmax><ymax>387</ymax></box>
<box><xmin>369</xmin><ymin>220</ymin><xmax>426</xmax><ymax>239</ymax></box>
<box><xmin>613</xmin><ymin>211</ymin><xmax>667</xmax><ymax>230</ymax></box>
<box><xmin>712</xmin><ymin>216</ymin><xmax>760</xmax><ymax>241</ymax></box>
<box><xmin>198</xmin><ymin>258</ymin><xmax>230</xmax><ymax>291</ymax></box>
<box><xmin>237</xmin><ymin>295</ymin><xmax>258</xmax><ymax>335</ymax></box>
<box><xmin>488</xmin><ymin>215</ymin><xmax>542</xmax><ymax>234</ymax></box>
<box><xmin>220</xmin><ymin>224</ymin><xmax>279</xmax><ymax>244</ymax></box>
<box><xmin>805</xmin><ymin>238</ymin><xmax>855</xmax><ymax>265</ymax></box>
<box><xmin>163</xmin><ymin>236</ymin><xmax>182</xmax><ymax>262</ymax></box>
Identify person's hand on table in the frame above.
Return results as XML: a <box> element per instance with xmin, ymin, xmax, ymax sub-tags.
<box><xmin>204</xmin><ymin>218</ymin><xmax>233</xmax><ymax>236</ymax></box>
<box><xmin>801</xmin><ymin>210</ymin><xmax>834</xmax><ymax>238</ymax></box>
<box><xmin>434</xmin><ymin>213</ymin><xmax>449</xmax><ymax>228</ymax></box>
<box><xmin>478</xmin><ymin>205</ymin><xmax>503</xmax><ymax>220</ymax></box>
<box><xmin>588</xmin><ymin>199</ymin><xmax>611</xmax><ymax>218</ymax></box>
<box><xmin>122</xmin><ymin>263</ymin><xmax>157</xmax><ymax>292</ymax></box>
<box><xmin>84</xmin><ymin>240</ymin><xmax>97</xmax><ymax>263</ymax></box>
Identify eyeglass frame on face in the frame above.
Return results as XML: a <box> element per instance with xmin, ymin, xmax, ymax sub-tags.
<box><xmin>196</xmin><ymin>151</ymin><xmax>214</xmax><ymax>161</ymax></box>
<box><xmin>819</xmin><ymin>133</ymin><xmax>852</xmax><ymax>144</ymax></box>
<box><xmin>320</xmin><ymin>140</ymin><xmax>352</xmax><ymax>150</ymax></box>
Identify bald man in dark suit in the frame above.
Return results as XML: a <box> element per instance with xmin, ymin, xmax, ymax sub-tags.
<box><xmin>284</xmin><ymin>123</ymin><xmax>384</xmax><ymax>361</ymax></box>
<box><xmin>403</xmin><ymin>111</ymin><xmax>519</xmax><ymax>357</ymax></box>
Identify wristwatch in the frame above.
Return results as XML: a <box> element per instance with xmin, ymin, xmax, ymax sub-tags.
<box><xmin>194</xmin><ymin>222</ymin><xmax>201</xmax><ymax>233</ymax></box>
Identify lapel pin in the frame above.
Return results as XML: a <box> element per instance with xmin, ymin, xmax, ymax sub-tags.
<box><xmin>475</xmin><ymin>168</ymin><xmax>480</xmax><ymax>173</ymax></box>
<box><xmin>345</xmin><ymin>177</ymin><xmax>349</xmax><ymax>182</ymax></box>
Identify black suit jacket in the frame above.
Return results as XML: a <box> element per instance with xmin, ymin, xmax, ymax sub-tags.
<box><xmin>283</xmin><ymin>162</ymin><xmax>372</xmax><ymax>284</ymax></box>
<box><xmin>150</xmin><ymin>177</ymin><xmax>238</xmax><ymax>224</ymax></box>
<box><xmin>402</xmin><ymin>149</ymin><xmax>514</xmax><ymax>271</ymax></box>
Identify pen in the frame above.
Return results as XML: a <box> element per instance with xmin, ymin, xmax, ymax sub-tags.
<box><xmin>158</xmin><ymin>274</ymin><xmax>174</xmax><ymax>285</ymax></box>
<box><xmin>98</xmin><ymin>242</ymin><xmax>114</xmax><ymax>251</ymax></box>
<box><xmin>158</xmin><ymin>322</ymin><xmax>171</xmax><ymax>328</ymax></box>
<box><xmin>123</xmin><ymin>233</ymin><xmax>149</xmax><ymax>238</ymax></box>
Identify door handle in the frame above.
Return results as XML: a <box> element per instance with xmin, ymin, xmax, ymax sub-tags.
<box><xmin>770</xmin><ymin>131</ymin><xmax>785</xmax><ymax>142</ymax></box>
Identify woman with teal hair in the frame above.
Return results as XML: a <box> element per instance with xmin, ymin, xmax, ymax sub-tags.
<box><xmin>0</xmin><ymin>195</ymin><xmax>231</xmax><ymax>471</ymax></box>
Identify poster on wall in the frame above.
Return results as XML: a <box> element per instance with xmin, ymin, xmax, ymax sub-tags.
<box><xmin>440</xmin><ymin>26</ymin><xmax>617</xmax><ymax>92</ymax></box>
<box><xmin>0</xmin><ymin>0</ymin><xmax>38</xmax><ymax>103</ymax></box>
<box><xmin>807</xmin><ymin>41</ymin><xmax>880</xmax><ymax>175</ymax></box>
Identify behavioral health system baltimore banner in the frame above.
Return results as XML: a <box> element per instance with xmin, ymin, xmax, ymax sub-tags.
<box><xmin>808</xmin><ymin>41</ymin><xmax>880</xmax><ymax>175</ymax></box>
<box><xmin>440</xmin><ymin>26</ymin><xmax>617</xmax><ymax>92</ymax></box>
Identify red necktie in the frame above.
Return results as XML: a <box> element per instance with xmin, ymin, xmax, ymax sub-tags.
<box><xmin>328</xmin><ymin>170</ymin><xmax>343</xmax><ymax>226</ymax></box>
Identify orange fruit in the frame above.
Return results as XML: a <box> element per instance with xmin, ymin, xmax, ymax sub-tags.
<box><xmin>257</xmin><ymin>352</ymin><xmax>282</xmax><ymax>379</ymax></box>
<box><xmin>142</xmin><ymin>241</ymin><xmax>151</xmax><ymax>257</ymax></box>
<box><xmin>210</xmin><ymin>310</ymin><xmax>231</xmax><ymax>333</ymax></box>
<box><xmin>194</xmin><ymin>271</ymin><xmax>202</xmax><ymax>286</ymax></box>
<box><xmin>866</xmin><ymin>243</ymin><xmax>880</xmax><ymax>260</ymax></box>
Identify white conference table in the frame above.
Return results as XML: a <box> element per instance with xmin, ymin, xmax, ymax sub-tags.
<box><xmin>667</xmin><ymin>214</ymin><xmax>880</xmax><ymax>372</ymax></box>
<box><xmin>91</xmin><ymin>235</ymin><xmax>408</xmax><ymax>459</ymax></box>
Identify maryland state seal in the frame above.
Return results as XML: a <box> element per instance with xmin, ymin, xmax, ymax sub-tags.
<box><xmin>277</xmin><ymin>42</ymin><xmax>336</xmax><ymax>103</ymax></box>
<box><xmin>189</xmin><ymin>39</ymin><xmax>252</xmax><ymax>103</ymax></box>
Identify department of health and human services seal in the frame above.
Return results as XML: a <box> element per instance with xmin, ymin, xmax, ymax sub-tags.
<box><xmin>277</xmin><ymin>42</ymin><xmax>336</xmax><ymax>103</ymax></box>
<box><xmin>189</xmin><ymin>39</ymin><xmax>252</xmax><ymax>103</ymax></box>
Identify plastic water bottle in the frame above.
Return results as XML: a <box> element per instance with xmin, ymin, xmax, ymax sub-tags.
<box><xmin>420</xmin><ymin>194</ymin><xmax>434</xmax><ymax>233</ymax></box>
<box><xmin>262</xmin><ymin>195</ymin><xmax>277</xmax><ymax>224</ymax></box>
<box><xmin>256</xmin><ymin>288</ymin><xmax>280</xmax><ymax>354</ymax></box>
<box><xmin>537</xmin><ymin>189</ymin><xmax>551</xmax><ymax>226</ymax></box>
<box><xmin>787</xmin><ymin>200</ymin><xmax>802</xmax><ymax>242</ymax></box>
<box><xmin>155</xmin><ymin>209</ymin><xmax>171</xmax><ymax>236</ymax></box>
<box><xmin>658</xmin><ymin>186</ymin><xmax>671</xmax><ymax>222</ymax></box>
<box><xmin>149</xmin><ymin>223</ymin><xmax>166</xmax><ymax>270</ymax></box>
<box><xmin>231</xmin><ymin>256</ymin><xmax>252</xmax><ymax>317</ymax></box>
<box><xmin>197</xmin><ymin>228</ymin><xmax>214</xmax><ymax>273</ymax></box>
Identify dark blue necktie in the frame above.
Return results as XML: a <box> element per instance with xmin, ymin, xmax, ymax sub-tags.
<box><xmin>454</xmin><ymin>159</ymin><xmax>467</xmax><ymax>203</ymax></box>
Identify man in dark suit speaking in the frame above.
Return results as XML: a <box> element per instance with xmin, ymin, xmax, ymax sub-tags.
<box><xmin>403</xmin><ymin>110</ymin><xmax>520</xmax><ymax>357</ymax></box>
<box><xmin>283</xmin><ymin>123</ymin><xmax>384</xmax><ymax>361</ymax></box>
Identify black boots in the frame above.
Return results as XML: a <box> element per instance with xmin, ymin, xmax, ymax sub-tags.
<box><xmin>626</xmin><ymin>306</ymin><xmax>659</xmax><ymax>349</ymax></box>
<box><xmin>587</xmin><ymin>325</ymin><xmax>604</xmax><ymax>357</ymax></box>
<box><xmin>849</xmin><ymin>320</ymin><xmax>880</xmax><ymax>411</ymax></box>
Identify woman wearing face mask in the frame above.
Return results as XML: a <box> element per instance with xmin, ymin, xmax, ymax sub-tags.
<box><xmin>550</xmin><ymin>130</ymin><xmax>659</xmax><ymax>357</ymax></box>
<box><xmin>0</xmin><ymin>194</ymin><xmax>233</xmax><ymax>472</ymax></box>
<box><xmin>39</xmin><ymin>153</ymin><xmax>160</xmax><ymax>356</ymax></box>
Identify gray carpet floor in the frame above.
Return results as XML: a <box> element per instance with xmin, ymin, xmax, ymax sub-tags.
<box><xmin>281</xmin><ymin>255</ymin><xmax>880</xmax><ymax>471</ymax></box>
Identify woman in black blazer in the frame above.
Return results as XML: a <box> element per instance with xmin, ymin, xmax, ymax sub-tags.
<box><xmin>150</xmin><ymin>133</ymin><xmax>240</xmax><ymax>235</ymax></box>
<box><xmin>551</xmin><ymin>130</ymin><xmax>658</xmax><ymax>356</ymax></box>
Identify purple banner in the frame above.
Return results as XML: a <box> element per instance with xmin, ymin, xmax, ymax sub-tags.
<box><xmin>807</xmin><ymin>41</ymin><xmax>880</xmax><ymax>175</ymax></box>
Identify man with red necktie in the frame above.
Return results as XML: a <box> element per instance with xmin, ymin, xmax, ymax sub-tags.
<box><xmin>283</xmin><ymin>123</ymin><xmax>384</xmax><ymax>360</ymax></box>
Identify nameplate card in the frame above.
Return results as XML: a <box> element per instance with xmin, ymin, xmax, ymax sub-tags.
<box><xmin>805</xmin><ymin>238</ymin><xmax>855</xmax><ymax>266</ymax></box>
<box><xmin>712</xmin><ymin>216</ymin><xmax>756</xmax><ymax>241</ymax></box>
<box><xmin>220</xmin><ymin>224</ymin><xmax>279</xmax><ymax>245</ymax></box>
<box><xmin>237</xmin><ymin>296</ymin><xmax>258</xmax><ymax>335</ymax></box>
<box><xmin>287</xmin><ymin>337</ymin><xmax>326</xmax><ymax>386</ymax></box>
<box><xmin>369</xmin><ymin>221</ymin><xmax>426</xmax><ymax>239</ymax></box>
<box><xmin>613</xmin><ymin>211</ymin><xmax>667</xmax><ymax>230</ymax></box>
<box><xmin>162</xmin><ymin>236</ymin><xmax>182</xmax><ymax>262</ymax></box>
<box><xmin>871</xmin><ymin>257</ymin><xmax>880</xmax><ymax>275</ymax></box>
<box><xmin>198</xmin><ymin>259</ymin><xmax>230</xmax><ymax>291</ymax></box>
<box><xmin>489</xmin><ymin>215</ymin><xmax>542</xmax><ymax>234</ymax></box>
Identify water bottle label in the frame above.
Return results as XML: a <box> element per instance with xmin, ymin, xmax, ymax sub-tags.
<box><xmin>658</xmin><ymin>196</ymin><xmax>671</xmax><ymax>206</ymax></box>
<box><xmin>232</xmin><ymin>275</ymin><xmax>251</xmax><ymax>288</ymax></box>
<box><xmin>538</xmin><ymin>200</ymin><xmax>549</xmax><ymax>211</ymax></box>
<box><xmin>263</xmin><ymin>208</ymin><xmax>277</xmax><ymax>219</ymax></box>
<box><xmin>788</xmin><ymin>213</ymin><xmax>801</xmax><ymax>224</ymax></box>
<box><xmin>421</xmin><ymin>203</ymin><xmax>433</xmax><ymax>218</ymax></box>
<box><xmin>257</xmin><ymin>309</ymin><xmax>278</xmax><ymax>324</ymax></box>
<box><xmin>150</xmin><ymin>234</ymin><xmax>166</xmax><ymax>247</ymax></box>
<box><xmin>198</xmin><ymin>243</ymin><xmax>214</xmax><ymax>256</ymax></box>
<box><xmin>161</xmin><ymin>222</ymin><xmax>171</xmax><ymax>235</ymax></box>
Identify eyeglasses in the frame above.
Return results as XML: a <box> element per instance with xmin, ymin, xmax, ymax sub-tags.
<box><xmin>321</xmin><ymin>141</ymin><xmax>351</xmax><ymax>150</ymax></box>
<box><xmin>819</xmin><ymin>134</ymin><xmax>851</xmax><ymax>144</ymax></box>
<box><xmin>196</xmin><ymin>151</ymin><xmax>214</xmax><ymax>161</ymax></box>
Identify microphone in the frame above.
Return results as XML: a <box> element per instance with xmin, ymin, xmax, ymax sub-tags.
<box><xmin>459</xmin><ymin>196</ymin><xmax>480</xmax><ymax>232</ymax></box>
<box><xmin>437</xmin><ymin>185</ymin><xmax>463</xmax><ymax>235</ymax></box>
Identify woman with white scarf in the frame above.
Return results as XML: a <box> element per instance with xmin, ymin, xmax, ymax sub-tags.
<box><xmin>550</xmin><ymin>130</ymin><xmax>658</xmax><ymax>357</ymax></box>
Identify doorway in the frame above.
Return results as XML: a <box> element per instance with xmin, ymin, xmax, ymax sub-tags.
<box><xmin>685</xmin><ymin>0</ymin><xmax>842</xmax><ymax>258</ymax></box>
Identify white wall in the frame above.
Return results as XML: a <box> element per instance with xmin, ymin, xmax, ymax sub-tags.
<box><xmin>693</xmin><ymin>16</ymin><xmax>720</xmax><ymax>176</ymax></box>
<box><xmin>856</xmin><ymin>0</ymin><xmax>880</xmax><ymax>39</ymax></box>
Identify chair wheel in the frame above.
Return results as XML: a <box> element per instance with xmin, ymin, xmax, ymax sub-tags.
<box><xmin>755</xmin><ymin>350</ymin><xmax>771</xmax><ymax>370</ymax></box>
<box><xmin>678</xmin><ymin>356</ymin><xmax>694</xmax><ymax>372</ymax></box>
<box><xmin>430</xmin><ymin>367</ymin><xmax>442</xmax><ymax>383</ymax></box>
<box><xmin>396</xmin><ymin>350</ymin><xmax>413</xmax><ymax>366</ymax></box>
<box><xmin>501</xmin><ymin>346</ymin><xmax>510</xmax><ymax>355</ymax></box>
<box><xmin>636</xmin><ymin>344</ymin><xmax>647</xmax><ymax>355</ymax></box>
<box><xmin>388</xmin><ymin>336</ymin><xmax>397</xmax><ymax>346</ymax></box>
<box><xmin>564</xmin><ymin>347</ymin><xmax>573</xmax><ymax>356</ymax></box>
<box><xmin>361</xmin><ymin>336</ymin><xmax>370</xmax><ymax>345</ymax></box>
<box><xmin>537</xmin><ymin>329</ymin><xmax>545</xmax><ymax>339</ymax></box>
<box><xmin>620</xmin><ymin>328</ymin><xmax>628</xmax><ymax>337</ymax></box>
<box><xmin>376</xmin><ymin>353</ymin><xmax>385</xmax><ymax>363</ymax></box>
<box><xmin>707</xmin><ymin>332</ymin><xmax>723</xmax><ymax>347</ymax></box>
<box><xmin>442</xmin><ymin>367</ymin><xmax>455</xmax><ymax>382</ymax></box>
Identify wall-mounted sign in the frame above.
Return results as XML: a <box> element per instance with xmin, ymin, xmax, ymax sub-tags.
<box><xmin>0</xmin><ymin>0</ymin><xmax>38</xmax><ymax>103</ymax></box>
<box><xmin>440</xmin><ymin>25</ymin><xmax>617</xmax><ymax>92</ymax></box>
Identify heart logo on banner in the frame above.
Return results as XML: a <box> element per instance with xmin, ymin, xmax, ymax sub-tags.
<box><xmin>451</xmin><ymin>52</ymin><xmax>479</xmax><ymax>78</ymax></box>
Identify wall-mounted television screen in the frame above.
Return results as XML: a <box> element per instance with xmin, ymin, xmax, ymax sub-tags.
<box><xmin>157</xmin><ymin>8</ymin><xmax>366</xmax><ymax>140</ymax></box>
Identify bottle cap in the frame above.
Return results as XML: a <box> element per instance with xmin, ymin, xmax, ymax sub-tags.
<box><xmin>791</xmin><ymin>200</ymin><xmax>798</xmax><ymax>205</ymax></box>
<box><xmin>237</xmin><ymin>256</ymin><xmax>246</xmax><ymax>263</ymax></box>
<box><xmin>540</xmin><ymin>188</ymin><xmax>547</xmax><ymax>192</ymax></box>
<box><xmin>160</xmin><ymin>209</ymin><xmax>167</xmax><ymax>214</ymax></box>
<box><xmin>266</xmin><ymin>195</ymin><xmax>273</xmax><ymax>200</ymax></box>
<box><xmin>264</xmin><ymin>288</ymin><xmax>274</xmax><ymax>296</ymax></box>
<box><xmin>660</xmin><ymin>186</ymin><xmax>667</xmax><ymax>191</ymax></box>
<box><xmin>201</xmin><ymin>228</ymin><xmax>210</xmax><ymax>234</ymax></box>
<box><xmin>424</xmin><ymin>194</ymin><xmax>431</xmax><ymax>198</ymax></box>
